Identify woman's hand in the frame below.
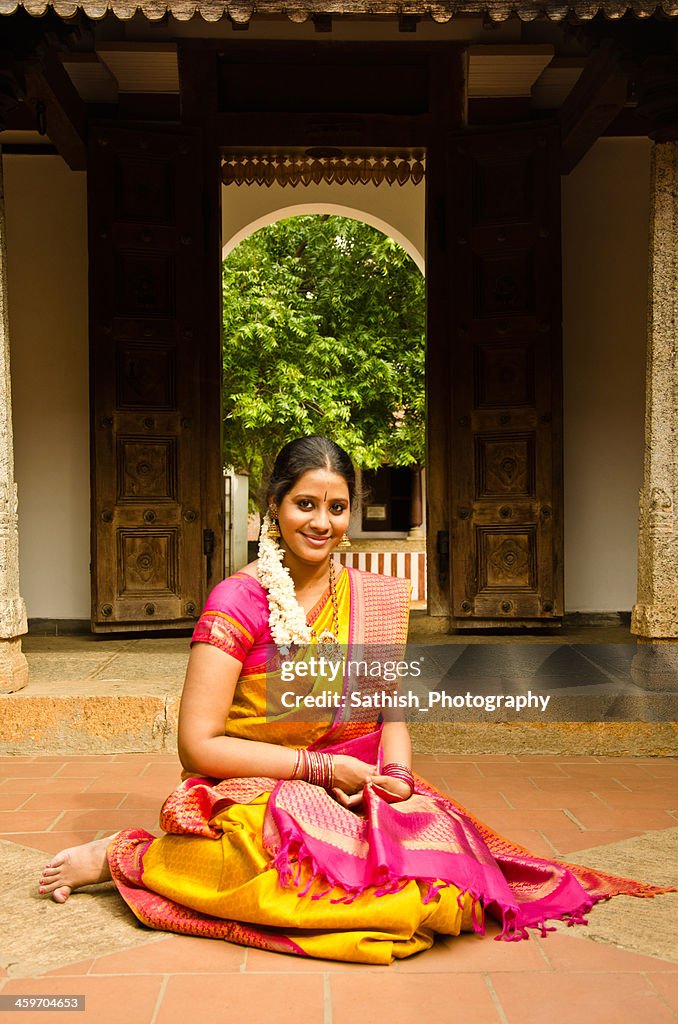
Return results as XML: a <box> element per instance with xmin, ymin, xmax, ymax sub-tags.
<box><xmin>367</xmin><ymin>775</ymin><xmax>412</xmax><ymax>802</ymax></box>
<box><xmin>329</xmin><ymin>754</ymin><xmax>375</xmax><ymax>808</ymax></box>
<box><xmin>331</xmin><ymin>754</ymin><xmax>376</xmax><ymax>795</ymax></box>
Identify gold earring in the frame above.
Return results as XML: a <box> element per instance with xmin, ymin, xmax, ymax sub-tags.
<box><xmin>267</xmin><ymin>508</ymin><xmax>280</xmax><ymax>541</ymax></box>
<box><xmin>338</xmin><ymin>533</ymin><xmax>351</xmax><ymax>550</ymax></box>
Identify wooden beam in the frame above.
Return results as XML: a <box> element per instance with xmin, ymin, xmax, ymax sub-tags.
<box><xmin>207</xmin><ymin>111</ymin><xmax>432</xmax><ymax>149</ymax></box>
<box><xmin>312</xmin><ymin>14</ymin><xmax>332</xmax><ymax>32</ymax></box>
<box><xmin>559</xmin><ymin>42</ymin><xmax>628</xmax><ymax>175</ymax></box>
<box><xmin>24</xmin><ymin>50</ymin><xmax>86</xmax><ymax>170</ymax></box>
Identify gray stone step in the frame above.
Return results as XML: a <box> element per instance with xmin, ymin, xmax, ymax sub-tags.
<box><xmin>1</xmin><ymin>628</ymin><xmax>675</xmax><ymax>756</ymax></box>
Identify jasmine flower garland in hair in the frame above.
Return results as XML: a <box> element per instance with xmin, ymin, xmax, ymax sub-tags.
<box><xmin>257</xmin><ymin>510</ymin><xmax>312</xmax><ymax>653</ymax></box>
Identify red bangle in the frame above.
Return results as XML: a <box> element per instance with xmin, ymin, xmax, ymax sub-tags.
<box><xmin>292</xmin><ymin>749</ymin><xmax>334</xmax><ymax>789</ymax></box>
<box><xmin>291</xmin><ymin>748</ymin><xmax>304</xmax><ymax>780</ymax></box>
<box><xmin>382</xmin><ymin>763</ymin><xmax>414</xmax><ymax>794</ymax></box>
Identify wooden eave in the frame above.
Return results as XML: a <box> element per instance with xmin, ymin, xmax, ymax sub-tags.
<box><xmin>1</xmin><ymin>0</ymin><xmax>677</xmax><ymax>24</ymax></box>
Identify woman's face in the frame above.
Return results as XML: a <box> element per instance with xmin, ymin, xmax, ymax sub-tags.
<box><xmin>274</xmin><ymin>468</ymin><xmax>351</xmax><ymax>568</ymax></box>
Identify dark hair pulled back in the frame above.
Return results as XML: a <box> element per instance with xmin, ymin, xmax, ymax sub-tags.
<box><xmin>267</xmin><ymin>436</ymin><xmax>355</xmax><ymax>507</ymax></box>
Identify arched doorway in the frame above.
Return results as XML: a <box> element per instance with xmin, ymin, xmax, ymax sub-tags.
<box><xmin>220</xmin><ymin>211</ymin><xmax>427</xmax><ymax>605</ymax></box>
<box><xmin>223</xmin><ymin>203</ymin><xmax>424</xmax><ymax>273</ymax></box>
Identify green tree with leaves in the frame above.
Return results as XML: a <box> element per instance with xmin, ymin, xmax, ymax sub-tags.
<box><xmin>222</xmin><ymin>215</ymin><xmax>425</xmax><ymax>509</ymax></box>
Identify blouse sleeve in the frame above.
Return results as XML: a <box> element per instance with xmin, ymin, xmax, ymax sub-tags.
<box><xmin>191</xmin><ymin>575</ymin><xmax>266</xmax><ymax>664</ymax></box>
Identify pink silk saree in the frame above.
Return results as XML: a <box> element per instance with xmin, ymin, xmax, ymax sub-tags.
<box><xmin>108</xmin><ymin>567</ymin><xmax>672</xmax><ymax>960</ymax></box>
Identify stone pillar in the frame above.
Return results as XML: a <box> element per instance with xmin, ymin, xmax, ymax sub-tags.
<box><xmin>631</xmin><ymin>140</ymin><xmax>678</xmax><ymax>644</ymax></box>
<box><xmin>0</xmin><ymin>146</ymin><xmax>28</xmax><ymax>693</ymax></box>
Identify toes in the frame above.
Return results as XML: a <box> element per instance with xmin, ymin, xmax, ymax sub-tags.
<box><xmin>41</xmin><ymin>865</ymin><xmax>60</xmax><ymax>877</ymax></box>
<box><xmin>52</xmin><ymin>886</ymin><xmax>71</xmax><ymax>903</ymax></box>
<box><xmin>40</xmin><ymin>877</ymin><xmax>65</xmax><ymax>895</ymax></box>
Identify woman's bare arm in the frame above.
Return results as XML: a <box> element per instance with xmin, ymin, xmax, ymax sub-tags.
<box><xmin>367</xmin><ymin>719</ymin><xmax>413</xmax><ymax>801</ymax></box>
<box><xmin>379</xmin><ymin>719</ymin><xmax>412</xmax><ymax>768</ymax></box>
<box><xmin>178</xmin><ymin>643</ymin><xmax>298</xmax><ymax>779</ymax></box>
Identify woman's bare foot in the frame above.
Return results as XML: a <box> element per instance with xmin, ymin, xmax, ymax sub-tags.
<box><xmin>39</xmin><ymin>833</ymin><xmax>119</xmax><ymax>903</ymax></box>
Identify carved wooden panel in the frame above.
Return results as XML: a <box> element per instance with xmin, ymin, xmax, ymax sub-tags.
<box><xmin>478</xmin><ymin>528</ymin><xmax>537</xmax><ymax>592</ymax></box>
<box><xmin>116</xmin><ymin>345</ymin><xmax>176</xmax><ymax>410</ymax></box>
<box><xmin>473</xmin><ymin>250</ymin><xmax>534</xmax><ymax>318</ymax></box>
<box><xmin>472</xmin><ymin>154</ymin><xmax>533</xmax><ymax>225</ymax></box>
<box><xmin>474</xmin><ymin>342</ymin><xmax>535</xmax><ymax>408</ymax></box>
<box><xmin>118</xmin><ymin>529</ymin><xmax>180</xmax><ymax>595</ymax></box>
<box><xmin>117</xmin><ymin>437</ymin><xmax>178</xmax><ymax>502</ymax></box>
<box><xmin>114</xmin><ymin>253</ymin><xmax>175</xmax><ymax>317</ymax></box>
<box><xmin>475</xmin><ymin>434</ymin><xmax>535</xmax><ymax>498</ymax></box>
<box><xmin>448</xmin><ymin>126</ymin><xmax>563</xmax><ymax>626</ymax></box>
<box><xmin>115</xmin><ymin>158</ymin><xmax>175</xmax><ymax>223</ymax></box>
<box><xmin>89</xmin><ymin>126</ymin><xmax>215</xmax><ymax>631</ymax></box>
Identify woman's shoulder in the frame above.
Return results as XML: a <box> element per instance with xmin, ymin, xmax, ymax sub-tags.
<box><xmin>202</xmin><ymin>568</ymin><xmax>268</xmax><ymax>620</ymax></box>
<box><xmin>194</xmin><ymin>568</ymin><xmax>269</xmax><ymax>658</ymax></box>
<box><xmin>227</xmin><ymin>565</ymin><xmax>261</xmax><ymax>589</ymax></box>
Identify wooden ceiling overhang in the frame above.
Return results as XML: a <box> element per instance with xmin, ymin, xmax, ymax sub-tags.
<box><xmin>1</xmin><ymin>0</ymin><xmax>677</xmax><ymax>23</ymax></box>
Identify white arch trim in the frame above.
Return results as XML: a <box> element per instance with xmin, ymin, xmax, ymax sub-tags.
<box><xmin>222</xmin><ymin>202</ymin><xmax>425</xmax><ymax>274</ymax></box>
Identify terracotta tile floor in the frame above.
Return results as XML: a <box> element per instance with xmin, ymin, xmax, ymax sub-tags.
<box><xmin>1</xmin><ymin>753</ymin><xmax>677</xmax><ymax>1024</ymax></box>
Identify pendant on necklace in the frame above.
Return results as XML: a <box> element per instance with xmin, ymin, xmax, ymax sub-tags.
<box><xmin>314</xmin><ymin>629</ymin><xmax>343</xmax><ymax>663</ymax></box>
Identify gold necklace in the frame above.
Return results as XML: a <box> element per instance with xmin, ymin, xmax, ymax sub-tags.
<box><xmin>308</xmin><ymin>559</ymin><xmax>341</xmax><ymax>661</ymax></box>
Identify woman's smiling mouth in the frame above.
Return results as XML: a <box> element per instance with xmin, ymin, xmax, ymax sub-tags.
<box><xmin>301</xmin><ymin>533</ymin><xmax>331</xmax><ymax>547</ymax></box>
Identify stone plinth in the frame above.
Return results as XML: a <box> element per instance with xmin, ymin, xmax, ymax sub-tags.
<box><xmin>631</xmin><ymin>640</ymin><xmax>678</xmax><ymax>692</ymax></box>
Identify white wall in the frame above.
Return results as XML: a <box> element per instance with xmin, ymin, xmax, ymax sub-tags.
<box><xmin>4</xmin><ymin>155</ymin><xmax>90</xmax><ymax>620</ymax></box>
<box><xmin>561</xmin><ymin>138</ymin><xmax>652</xmax><ymax>613</ymax></box>
<box><xmin>222</xmin><ymin>182</ymin><xmax>425</xmax><ymax>271</ymax></box>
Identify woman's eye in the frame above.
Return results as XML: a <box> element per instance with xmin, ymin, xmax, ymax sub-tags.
<box><xmin>331</xmin><ymin>504</ymin><xmax>347</xmax><ymax>514</ymax></box>
<box><xmin>298</xmin><ymin>500</ymin><xmax>313</xmax><ymax>509</ymax></box>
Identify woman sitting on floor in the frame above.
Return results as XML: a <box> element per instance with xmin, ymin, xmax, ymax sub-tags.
<box><xmin>39</xmin><ymin>436</ymin><xmax>669</xmax><ymax>965</ymax></box>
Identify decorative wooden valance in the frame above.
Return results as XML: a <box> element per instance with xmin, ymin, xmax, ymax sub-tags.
<box><xmin>221</xmin><ymin>154</ymin><xmax>426</xmax><ymax>187</ymax></box>
<box><xmin>2</xmin><ymin>0</ymin><xmax>677</xmax><ymax>23</ymax></box>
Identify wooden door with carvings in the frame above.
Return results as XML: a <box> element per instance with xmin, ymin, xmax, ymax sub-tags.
<box><xmin>88</xmin><ymin>125</ymin><xmax>213</xmax><ymax>632</ymax></box>
<box><xmin>448</xmin><ymin>125</ymin><xmax>563</xmax><ymax>628</ymax></box>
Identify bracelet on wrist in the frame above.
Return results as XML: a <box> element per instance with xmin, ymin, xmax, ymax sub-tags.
<box><xmin>290</xmin><ymin>748</ymin><xmax>334</xmax><ymax>789</ymax></box>
<box><xmin>291</xmin><ymin>748</ymin><xmax>304</xmax><ymax>780</ymax></box>
<box><xmin>382</xmin><ymin>762</ymin><xmax>415</xmax><ymax>796</ymax></box>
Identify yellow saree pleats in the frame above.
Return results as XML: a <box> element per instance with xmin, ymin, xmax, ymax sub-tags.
<box><xmin>136</xmin><ymin>793</ymin><xmax>475</xmax><ymax>965</ymax></box>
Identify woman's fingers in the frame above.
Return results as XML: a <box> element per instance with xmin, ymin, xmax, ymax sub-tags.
<box><xmin>331</xmin><ymin>787</ymin><xmax>364</xmax><ymax>808</ymax></box>
<box><xmin>331</xmin><ymin>755</ymin><xmax>375</xmax><ymax>793</ymax></box>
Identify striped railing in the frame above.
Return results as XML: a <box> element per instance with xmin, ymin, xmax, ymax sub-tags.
<box><xmin>337</xmin><ymin>550</ymin><xmax>427</xmax><ymax>602</ymax></box>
